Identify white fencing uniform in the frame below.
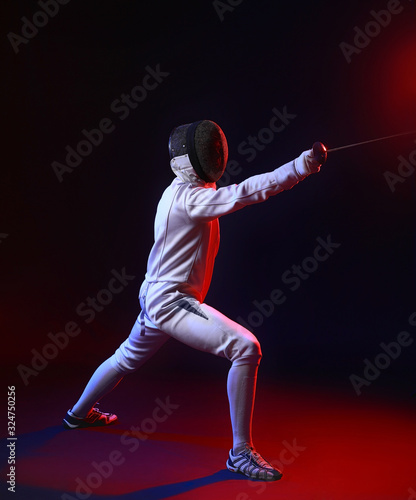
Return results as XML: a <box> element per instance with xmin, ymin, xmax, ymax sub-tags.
<box><xmin>70</xmin><ymin>148</ymin><xmax>317</xmax><ymax>454</ymax></box>
<box><xmin>110</xmin><ymin>154</ymin><xmax>309</xmax><ymax>374</ymax></box>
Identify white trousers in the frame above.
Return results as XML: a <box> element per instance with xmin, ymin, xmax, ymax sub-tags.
<box><xmin>71</xmin><ymin>280</ymin><xmax>262</xmax><ymax>449</ymax></box>
<box><xmin>110</xmin><ymin>281</ymin><xmax>262</xmax><ymax>374</ymax></box>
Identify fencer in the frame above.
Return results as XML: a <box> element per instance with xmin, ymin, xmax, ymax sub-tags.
<box><xmin>63</xmin><ymin>119</ymin><xmax>324</xmax><ymax>481</ymax></box>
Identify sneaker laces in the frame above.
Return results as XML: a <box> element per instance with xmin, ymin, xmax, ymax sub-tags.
<box><xmin>246</xmin><ymin>446</ymin><xmax>272</xmax><ymax>469</ymax></box>
<box><xmin>88</xmin><ymin>404</ymin><xmax>110</xmax><ymax>416</ymax></box>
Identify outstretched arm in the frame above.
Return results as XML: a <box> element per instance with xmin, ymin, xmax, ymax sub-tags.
<box><xmin>185</xmin><ymin>148</ymin><xmax>322</xmax><ymax>222</ymax></box>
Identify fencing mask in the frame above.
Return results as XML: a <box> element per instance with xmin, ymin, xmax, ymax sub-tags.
<box><xmin>168</xmin><ymin>120</ymin><xmax>228</xmax><ymax>182</ymax></box>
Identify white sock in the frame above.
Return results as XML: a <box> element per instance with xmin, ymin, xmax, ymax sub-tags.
<box><xmin>68</xmin><ymin>409</ymin><xmax>83</xmax><ymax>419</ymax></box>
<box><xmin>71</xmin><ymin>358</ymin><xmax>123</xmax><ymax>418</ymax></box>
<box><xmin>227</xmin><ymin>362</ymin><xmax>258</xmax><ymax>454</ymax></box>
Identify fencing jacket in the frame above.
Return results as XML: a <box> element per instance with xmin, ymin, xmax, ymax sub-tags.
<box><xmin>144</xmin><ymin>154</ymin><xmax>307</xmax><ymax>304</ymax></box>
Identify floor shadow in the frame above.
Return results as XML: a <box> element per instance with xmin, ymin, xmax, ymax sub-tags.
<box><xmin>116</xmin><ymin>468</ymin><xmax>248</xmax><ymax>499</ymax></box>
<box><xmin>10</xmin><ymin>469</ymin><xmax>247</xmax><ymax>500</ymax></box>
<box><xmin>0</xmin><ymin>425</ymin><xmax>64</xmax><ymax>468</ymax></box>
<box><xmin>1</xmin><ymin>426</ymin><xmax>250</xmax><ymax>499</ymax></box>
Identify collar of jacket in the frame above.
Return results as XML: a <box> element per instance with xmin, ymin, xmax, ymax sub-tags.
<box><xmin>170</xmin><ymin>154</ymin><xmax>216</xmax><ymax>188</ymax></box>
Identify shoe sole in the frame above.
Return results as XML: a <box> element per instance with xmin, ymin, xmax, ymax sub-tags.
<box><xmin>62</xmin><ymin>415</ymin><xmax>119</xmax><ymax>430</ymax></box>
<box><xmin>226</xmin><ymin>459</ymin><xmax>239</xmax><ymax>473</ymax></box>
<box><xmin>62</xmin><ymin>418</ymin><xmax>80</xmax><ymax>429</ymax></box>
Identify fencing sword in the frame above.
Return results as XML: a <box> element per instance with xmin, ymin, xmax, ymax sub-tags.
<box><xmin>312</xmin><ymin>129</ymin><xmax>416</xmax><ymax>164</ymax></box>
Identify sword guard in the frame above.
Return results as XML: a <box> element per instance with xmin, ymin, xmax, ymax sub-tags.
<box><xmin>312</xmin><ymin>142</ymin><xmax>328</xmax><ymax>165</ymax></box>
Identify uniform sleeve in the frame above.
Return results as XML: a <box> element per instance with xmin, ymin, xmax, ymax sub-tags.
<box><xmin>185</xmin><ymin>159</ymin><xmax>306</xmax><ymax>222</ymax></box>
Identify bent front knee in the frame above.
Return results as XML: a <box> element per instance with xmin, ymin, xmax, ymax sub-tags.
<box><xmin>231</xmin><ymin>336</ymin><xmax>262</xmax><ymax>367</ymax></box>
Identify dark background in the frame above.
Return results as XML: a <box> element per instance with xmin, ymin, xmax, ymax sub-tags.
<box><xmin>1</xmin><ymin>0</ymin><xmax>415</xmax><ymax>396</ymax></box>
